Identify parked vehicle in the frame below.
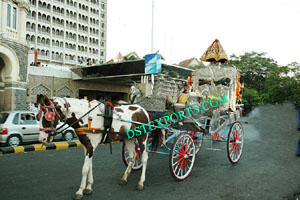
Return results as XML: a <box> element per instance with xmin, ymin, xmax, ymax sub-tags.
<box><xmin>0</xmin><ymin>111</ymin><xmax>76</xmax><ymax>146</ymax></box>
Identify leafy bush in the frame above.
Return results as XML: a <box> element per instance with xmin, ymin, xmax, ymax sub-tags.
<box><xmin>242</xmin><ymin>88</ymin><xmax>263</xmax><ymax>105</ymax></box>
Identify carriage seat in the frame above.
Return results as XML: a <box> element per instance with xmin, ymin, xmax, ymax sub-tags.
<box><xmin>173</xmin><ymin>94</ymin><xmax>189</xmax><ymax>112</ymax></box>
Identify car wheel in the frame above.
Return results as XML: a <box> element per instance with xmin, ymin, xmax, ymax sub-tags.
<box><xmin>62</xmin><ymin>130</ymin><xmax>74</xmax><ymax>141</ymax></box>
<box><xmin>7</xmin><ymin>135</ymin><xmax>21</xmax><ymax>146</ymax></box>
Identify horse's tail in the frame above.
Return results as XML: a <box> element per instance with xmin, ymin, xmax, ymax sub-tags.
<box><xmin>147</xmin><ymin>112</ymin><xmax>161</xmax><ymax>152</ymax></box>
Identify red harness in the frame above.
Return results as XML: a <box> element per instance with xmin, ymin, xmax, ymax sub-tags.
<box><xmin>39</xmin><ymin>103</ymin><xmax>60</xmax><ymax>132</ymax></box>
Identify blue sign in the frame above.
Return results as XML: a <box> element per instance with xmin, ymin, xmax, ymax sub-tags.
<box><xmin>145</xmin><ymin>54</ymin><xmax>161</xmax><ymax>74</ymax></box>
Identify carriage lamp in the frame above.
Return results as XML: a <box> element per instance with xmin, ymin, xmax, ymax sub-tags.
<box><xmin>53</xmin><ymin>89</ymin><xmax>56</xmax><ymax>96</ymax></box>
<box><xmin>26</xmin><ymin>88</ymin><xmax>30</xmax><ymax>96</ymax></box>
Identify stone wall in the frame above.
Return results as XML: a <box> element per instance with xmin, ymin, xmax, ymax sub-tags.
<box><xmin>0</xmin><ymin>40</ymin><xmax>28</xmax><ymax>82</ymax></box>
<box><xmin>27</xmin><ymin>74</ymin><xmax>131</xmax><ymax>105</ymax></box>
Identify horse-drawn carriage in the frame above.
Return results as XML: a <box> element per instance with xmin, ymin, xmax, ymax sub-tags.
<box><xmin>123</xmin><ymin>39</ymin><xmax>244</xmax><ymax>180</ymax></box>
<box><xmin>36</xmin><ymin>39</ymin><xmax>244</xmax><ymax>199</ymax></box>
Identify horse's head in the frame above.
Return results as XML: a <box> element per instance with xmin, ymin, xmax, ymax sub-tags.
<box><xmin>36</xmin><ymin>94</ymin><xmax>65</xmax><ymax>144</ymax></box>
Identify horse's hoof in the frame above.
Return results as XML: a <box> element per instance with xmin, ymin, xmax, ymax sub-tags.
<box><xmin>136</xmin><ymin>184</ymin><xmax>144</xmax><ymax>190</ymax></box>
<box><xmin>119</xmin><ymin>179</ymin><xmax>127</xmax><ymax>185</ymax></box>
<box><xmin>73</xmin><ymin>194</ymin><xmax>83</xmax><ymax>200</ymax></box>
<box><xmin>83</xmin><ymin>189</ymin><xmax>93</xmax><ymax>195</ymax></box>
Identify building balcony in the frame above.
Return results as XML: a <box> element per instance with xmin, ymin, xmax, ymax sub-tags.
<box><xmin>53</xmin><ymin>23</ymin><xmax>64</xmax><ymax>28</ymax></box>
<box><xmin>38</xmin><ymin>19</ymin><xmax>50</xmax><ymax>25</ymax></box>
<box><xmin>90</xmin><ymin>23</ymin><xmax>99</xmax><ymax>28</ymax></box>
<box><xmin>91</xmin><ymin>12</ymin><xmax>99</xmax><ymax>17</ymax></box>
<box><xmin>52</xmin><ymin>45</ymin><xmax>64</xmax><ymax>51</ymax></box>
<box><xmin>38</xmin><ymin>55</ymin><xmax>50</xmax><ymax>60</ymax></box>
<box><xmin>52</xmin><ymin>56</ymin><xmax>63</xmax><ymax>62</ymax></box>
<box><xmin>37</xmin><ymin>43</ymin><xmax>50</xmax><ymax>48</ymax></box>
<box><xmin>52</xmin><ymin>34</ymin><xmax>64</xmax><ymax>39</ymax></box>
<box><xmin>90</xmin><ymin>32</ymin><xmax>99</xmax><ymax>37</ymax></box>
<box><xmin>26</xmin><ymin>28</ymin><xmax>35</xmax><ymax>33</ymax></box>
<box><xmin>39</xmin><ymin>7</ymin><xmax>50</xmax><ymax>13</ymax></box>
<box><xmin>79</xmin><ymin>19</ymin><xmax>88</xmax><ymax>23</ymax></box>
<box><xmin>53</xmin><ymin>0</ymin><xmax>65</xmax><ymax>5</ymax></box>
<box><xmin>66</xmin><ymin>37</ymin><xmax>76</xmax><ymax>42</ymax></box>
<box><xmin>53</xmin><ymin>11</ymin><xmax>64</xmax><ymax>17</ymax></box>
<box><xmin>65</xmin><ymin>47</ymin><xmax>76</xmax><ymax>52</ymax></box>
<box><xmin>27</xmin><ymin>15</ymin><xmax>36</xmax><ymax>21</ymax></box>
<box><xmin>38</xmin><ymin>31</ymin><xmax>50</xmax><ymax>36</ymax></box>
<box><xmin>78</xmin><ymin>29</ymin><xmax>88</xmax><ymax>34</ymax></box>
<box><xmin>90</xmin><ymin>43</ymin><xmax>98</xmax><ymax>47</ymax></box>
<box><xmin>6</xmin><ymin>28</ymin><xmax>18</xmax><ymax>40</ymax></box>
<box><xmin>78</xmin><ymin>40</ymin><xmax>87</xmax><ymax>44</ymax></box>
<box><xmin>67</xmin><ymin>16</ymin><xmax>77</xmax><ymax>21</ymax></box>
<box><xmin>65</xmin><ymin>59</ymin><xmax>76</xmax><ymax>64</ymax></box>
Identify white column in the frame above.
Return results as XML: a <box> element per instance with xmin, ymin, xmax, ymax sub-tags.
<box><xmin>18</xmin><ymin>6</ymin><xmax>28</xmax><ymax>43</ymax></box>
<box><xmin>0</xmin><ymin>0</ymin><xmax>2</xmax><ymax>32</ymax></box>
<box><xmin>1</xmin><ymin>0</ymin><xmax>7</xmax><ymax>35</ymax></box>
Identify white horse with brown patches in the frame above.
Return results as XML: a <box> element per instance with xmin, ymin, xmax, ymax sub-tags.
<box><xmin>36</xmin><ymin>94</ymin><xmax>160</xmax><ymax>200</ymax></box>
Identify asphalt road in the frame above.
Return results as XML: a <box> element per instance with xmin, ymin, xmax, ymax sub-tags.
<box><xmin>0</xmin><ymin>103</ymin><xmax>300</xmax><ymax>200</ymax></box>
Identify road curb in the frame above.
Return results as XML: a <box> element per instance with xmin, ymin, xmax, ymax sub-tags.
<box><xmin>0</xmin><ymin>140</ymin><xmax>82</xmax><ymax>155</ymax></box>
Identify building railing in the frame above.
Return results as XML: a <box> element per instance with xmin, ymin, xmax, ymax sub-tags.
<box><xmin>65</xmin><ymin>59</ymin><xmax>76</xmax><ymax>64</ymax></box>
<box><xmin>53</xmin><ymin>23</ymin><xmax>64</xmax><ymax>28</ymax></box>
<box><xmin>78</xmin><ymin>40</ymin><xmax>87</xmax><ymax>44</ymax></box>
<box><xmin>39</xmin><ymin>7</ymin><xmax>50</xmax><ymax>12</ymax></box>
<box><xmin>52</xmin><ymin>34</ymin><xmax>64</xmax><ymax>38</ymax></box>
<box><xmin>52</xmin><ymin>56</ymin><xmax>63</xmax><ymax>61</ymax></box>
<box><xmin>38</xmin><ymin>31</ymin><xmax>50</xmax><ymax>36</ymax></box>
<box><xmin>38</xmin><ymin>55</ymin><xmax>50</xmax><ymax>60</ymax></box>
<box><xmin>66</xmin><ymin>37</ymin><xmax>76</xmax><ymax>42</ymax></box>
<box><xmin>26</xmin><ymin>28</ymin><xmax>35</xmax><ymax>32</ymax></box>
<box><xmin>6</xmin><ymin>28</ymin><xmax>18</xmax><ymax>40</ymax></box>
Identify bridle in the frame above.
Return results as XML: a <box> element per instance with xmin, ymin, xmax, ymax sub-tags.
<box><xmin>38</xmin><ymin>101</ymin><xmax>62</xmax><ymax>137</ymax></box>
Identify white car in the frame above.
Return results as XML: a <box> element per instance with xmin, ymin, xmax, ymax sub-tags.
<box><xmin>0</xmin><ymin>111</ymin><xmax>76</xmax><ymax>146</ymax></box>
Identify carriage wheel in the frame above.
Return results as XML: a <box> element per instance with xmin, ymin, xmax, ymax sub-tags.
<box><xmin>122</xmin><ymin>139</ymin><xmax>142</xmax><ymax>171</ymax></box>
<box><xmin>227</xmin><ymin>122</ymin><xmax>244</xmax><ymax>164</ymax></box>
<box><xmin>169</xmin><ymin>133</ymin><xmax>196</xmax><ymax>181</ymax></box>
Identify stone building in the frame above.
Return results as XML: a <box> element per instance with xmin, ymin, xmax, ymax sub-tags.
<box><xmin>25</xmin><ymin>0</ymin><xmax>107</xmax><ymax>66</ymax></box>
<box><xmin>0</xmin><ymin>0</ymin><xmax>29</xmax><ymax>111</ymax></box>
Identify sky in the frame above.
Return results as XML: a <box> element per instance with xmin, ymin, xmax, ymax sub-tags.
<box><xmin>106</xmin><ymin>0</ymin><xmax>300</xmax><ymax>66</ymax></box>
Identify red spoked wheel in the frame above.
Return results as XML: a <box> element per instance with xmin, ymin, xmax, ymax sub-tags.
<box><xmin>187</xmin><ymin>131</ymin><xmax>204</xmax><ymax>155</ymax></box>
<box><xmin>227</xmin><ymin>122</ymin><xmax>244</xmax><ymax>164</ymax></box>
<box><xmin>122</xmin><ymin>139</ymin><xmax>142</xmax><ymax>171</ymax></box>
<box><xmin>169</xmin><ymin>133</ymin><xmax>196</xmax><ymax>181</ymax></box>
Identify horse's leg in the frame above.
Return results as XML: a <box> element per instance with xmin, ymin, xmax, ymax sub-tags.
<box><xmin>161</xmin><ymin>129</ymin><xmax>166</xmax><ymax>146</ymax></box>
<box><xmin>73</xmin><ymin>147</ymin><xmax>92</xmax><ymax>200</ymax></box>
<box><xmin>83</xmin><ymin>157</ymin><xmax>93</xmax><ymax>195</ymax></box>
<box><xmin>120</xmin><ymin>138</ymin><xmax>136</xmax><ymax>184</ymax></box>
<box><xmin>137</xmin><ymin>135</ymin><xmax>148</xmax><ymax>190</ymax></box>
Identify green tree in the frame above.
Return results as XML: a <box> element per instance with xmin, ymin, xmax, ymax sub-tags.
<box><xmin>242</xmin><ymin>88</ymin><xmax>262</xmax><ymax>105</ymax></box>
<box><xmin>264</xmin><ymin>63</ymin><xmax>300</xmax><ymax>104</ymax></box>
<box><xmin>225</xmin><ymin>52</ymin><xmax>278</xmax><ymax>92</ymax></box>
